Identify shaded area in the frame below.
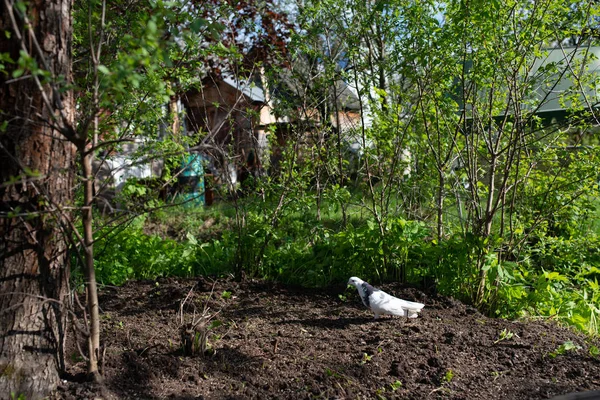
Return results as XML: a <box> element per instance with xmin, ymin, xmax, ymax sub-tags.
<box><xmin>53</xmin><ymin>278</ymin><xmax>600</xmax><ymax>399</ymax></box>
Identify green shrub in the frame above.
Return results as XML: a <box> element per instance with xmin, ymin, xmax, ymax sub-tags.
<box><xmin>91</xmin><ymin>216</ymin><xmax>234</xmax><ymax>285</ymax></box>
<box><xmin>82</xmin><ymin>192</ymin><xmax>600</xmax><ymax>336</ymax></box>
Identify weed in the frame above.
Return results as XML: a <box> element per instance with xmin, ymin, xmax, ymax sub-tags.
<box><xmin>360</xmin><ymin>353</ymin><xmax>373</xmax><ymax>365</ymax></box>
<box><xmin>493</xmin><ymin>328</ymin><xmax>515</xmax><ymax>344</ymax></box>
<box><xmin>178</xmin><ymin>284</ymin><xmax>223</xmax><ymax>357</ymax></box>
<box><xmin>549</xmin><ymin>341</ymin><xmax>582</xmax><ymax>358</ymax></box>
<box><xmin>375</xmin><ymin>388</ymin><xmax>387</xmax><ymax>400</ymax></box>
<box><xmin>221</xmin><ymin>291</ymin><xmax>232</xmax><ymax>300</ymax></box>
<box><xmin>325</xmin><ymin>368</ymin><xmax>341</xmax><ymax>378</ymax></box>
<box><xmin>390</xmin><ymin>380</ymin><xmax>402</xmax><ymax>391</ymax></box>
<box><xmin>589</xmin><ymin>345</ymin><xmax>600</xmax><ymax>358</ymax></box>
<box><xmin>443</xmin><ymin>369</ymin><xmax>454</xmax><ymax>383</ymax></box>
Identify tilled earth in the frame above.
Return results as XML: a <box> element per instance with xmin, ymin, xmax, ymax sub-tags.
<box><xmin>55</xmin><ymin>278</ymin><xmax>600</xmax><ymax>399</ymax></box>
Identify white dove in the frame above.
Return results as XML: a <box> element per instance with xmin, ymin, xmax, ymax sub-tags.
<box><xmin>347</xmin><ymin>277</ymin><xmax>425</xmax><ymax>319</ymax></box>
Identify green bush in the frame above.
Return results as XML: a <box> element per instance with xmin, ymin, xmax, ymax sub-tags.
<box><xmin>501</xmin><ymin>234</ymin><xmax>600</xmax><ymax>334</ymax></box>
<box><xmin>84</xmin><ymin>194</ymin><xmax>600</xmax><ymax>336</ymax></box>
<box><xmin>91</xmin><ymin>216</ymin><xmax>234</xmax><ymax>285</ymax></box>
<box><xmin>249</xmin><ymin>216</ymin><xmax>429</xmax><ymax>287</ymax></box>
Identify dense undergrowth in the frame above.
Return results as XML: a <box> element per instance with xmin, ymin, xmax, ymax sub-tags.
<box><xmin>88</xmin><ymin>192</ymin><xmax>600</xmax><ymax>337</ymax></box>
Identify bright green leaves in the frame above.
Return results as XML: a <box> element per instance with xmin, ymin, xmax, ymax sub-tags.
<box><xmin>549</xmin><ymin>341</ymin><xmax>582</xmax><ymax>358</ymax></box>
<box><xmin>97</xmin><ymin>65</ymin><xmax>109</xmax><ymax>75</ymax></box>
<box><xmin>0</xmin><ymin>52</ymin><xmax>14</xmax><ymax>76</ymax></box>
<box><xmin>104</xmin><ymin>15</ymin><xmax>167</xmax><ymax>93</ymax></box>
<box><xmin>13</xmin><ymin>51</ymin><xmax>35</xmax><ymax>79</ymax></box>
<box><xmin>71</xmin><ymin>0</ymin><xmax>181</xmax><ymax>146</ymax></box>
<box><xmin>14</xmin><ymin>0</ymin><xmax>27</xmax><ymax>14</ymax></box>
<box><xmin>146</xmin><ymin>19</ymin><xmax>158</xmax><ymax>36</ymax></box>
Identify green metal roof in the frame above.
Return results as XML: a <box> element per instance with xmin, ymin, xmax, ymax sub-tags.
<box><xmin>456</xmin><ymin>46</ymin><xmax>600</xmax><ymax>119</ymax></box>
<box><xmin>530</xmin><ymin>46</ymin><xmax>600</xmax><ymax>116</ymax></box>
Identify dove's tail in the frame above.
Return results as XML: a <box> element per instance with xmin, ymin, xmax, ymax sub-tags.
<box><xmin>404</xmin><ymin>301</ymin><xmax>425</xmax><ymax>318</ymax></box>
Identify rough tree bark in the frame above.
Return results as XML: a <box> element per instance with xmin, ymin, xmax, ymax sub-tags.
<box><xmin>0</xmin><ymin>0</ymin><xmax>75</xmax><ymax>397</ymax></box>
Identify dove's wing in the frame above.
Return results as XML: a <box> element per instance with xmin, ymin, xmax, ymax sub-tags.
<box><xmin>370</xmin><ymin>290</ymin><xmax>424</xmax><ymax>317</ymax></box>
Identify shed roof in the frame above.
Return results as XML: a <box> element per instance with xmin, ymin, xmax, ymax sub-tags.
<box><xmin>222</xmin><ymin>76</ymin><xmax>266</xmax><ymax>103</ymax></box>
<box><xmin>456</xmin><ymin>46</ymin><xmax>600</xmax><ymax>119</ymax></box>
<box><xmin>530</xmin><ymin>46</ymin><xmax>600</xmax><ymax>115</ymax></box>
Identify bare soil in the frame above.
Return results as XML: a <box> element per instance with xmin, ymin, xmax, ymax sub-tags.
<box><xmin>54</xmin><ymin>278</ymin><xmax>600</xmax><ymax>399</ymax></box>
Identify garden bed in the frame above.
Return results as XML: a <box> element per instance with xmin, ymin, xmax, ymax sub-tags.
<box><xmin>55</xmin><ymin>277</ymin><xmax>600</xmax><ymax>399</ymax></box>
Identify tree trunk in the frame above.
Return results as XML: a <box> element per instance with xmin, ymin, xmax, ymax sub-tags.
<box><xmin>476</xmin><ymin>155</ymin><xmax>497</xmax><ymax>306</ymax></box>
<box><xmin>0</xmin><ymin>0</ymin><xmax>75</xmax><ymax>397</ymax></box>
<box><xmin>436</xmin><ymin>170</ymin><xmax>445</xmax><ymax>241</ymax></box>
<box><xmin>81</xmin><ymin>151</ymin><xmax>101</xmax><ymax>379</ymax></box>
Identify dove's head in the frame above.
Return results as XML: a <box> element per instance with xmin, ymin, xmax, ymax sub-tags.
<box><xmin>347</xmin><ymin>277</ymin><xmax>364</xmax><ymax>288</ymax></box>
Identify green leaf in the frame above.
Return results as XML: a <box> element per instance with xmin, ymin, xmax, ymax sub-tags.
<box><xmin>97</xmin><ymin>65</ymin><xmax>110</xmax><ymax>75</ymax></box>
<box><xmin>208</xmin><ymin>320</ymin><xmax>222</xmax><ymax>330</ymax></box>
<box><xmin>15</xmin><ymin>0</ymin><xmax>27</xmax><ymax>14</ymax></box>
<box><xmin>190</xmin><ymin>18</ymin><xmax>207</xmax><ymax>33</ymax></box>
<box><xmin>186</xmin><ymin>232</ymin><xmax>198</xmax><ymax>246</ymax></box>
<box><xmin>147</xmin><ymin>19</ymin><xmax>157</xmax><ymax>34</ymax></box>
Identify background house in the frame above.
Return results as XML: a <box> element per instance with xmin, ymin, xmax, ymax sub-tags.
<box><xmin>182</xmin><ymin>70</ymin><xmax>362</xmax><ymax>193</ymax></box>
<box><xmin>93</xmin><ymin>63</ymin><xmax>364</xmax><ymax>208</ymax></box>
<box><xmin>456</xmin><ymin>46</ymin><xmax>600</xmax><ymax>122</ymax></box>
<box><xmin>183</xmin><ymin>75</ymin><xmax>269</xmax><ymax>192</ymax></box>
